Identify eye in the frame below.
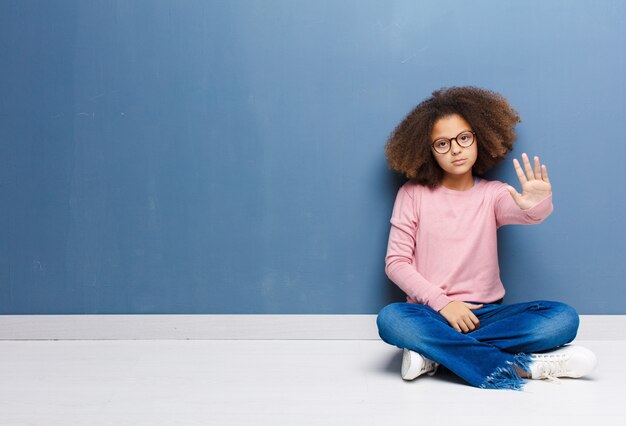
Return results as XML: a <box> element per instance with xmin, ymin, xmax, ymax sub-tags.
<box><xmin>435</xmin><ymin>140</ymin><xmax>449</xmax><ymax>148</ymax></box>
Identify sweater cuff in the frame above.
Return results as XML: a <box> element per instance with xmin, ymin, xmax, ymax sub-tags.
<box><xmin>429</xmin><ymin>293</ymin><xmax>454</xmax><ymax>312</ymax></box>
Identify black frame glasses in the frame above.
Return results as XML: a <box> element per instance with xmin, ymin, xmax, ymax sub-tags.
<box><xmin>431</xmin><ymin>131</ymin><xmax>476</xmax><ymax>154</ymax></box>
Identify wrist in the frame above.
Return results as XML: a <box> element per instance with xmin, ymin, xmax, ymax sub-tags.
<box><xmin>431</xmin><ymin>294</ymin><xmax>454</xmax><ymax>312</ymax></box>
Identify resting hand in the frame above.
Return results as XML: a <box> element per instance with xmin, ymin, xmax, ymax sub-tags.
<box><xmin>438</xmin><ymin>301</ymin><xmax>483</xmax><ymax>333</ymax></box>
<box><xmin>506</xmin><ymin>153</ymin><xmax>552</xmax><ymax>210</ymax></box>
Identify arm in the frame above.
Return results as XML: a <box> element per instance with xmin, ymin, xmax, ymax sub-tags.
<box><xmin>385</xmin><ymin>186</ymin><xmax>454</xmax><ymax>312</ymax></box>
<box><xmin>496</xmin><ymin>153</ymin><xmax>554</xmax><ymax>227</ymax></box>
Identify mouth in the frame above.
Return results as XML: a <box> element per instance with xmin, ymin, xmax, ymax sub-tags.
<box><xmin>452</xmin><ymin>159</ymin><xmax>467</xmax><ymax>165</ymax></box>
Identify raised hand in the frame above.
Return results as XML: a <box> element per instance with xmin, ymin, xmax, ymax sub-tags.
<box><xmin>506</xmin><ymin>153</ymin><xmax>552</xmax><ymax>210</ymax></box>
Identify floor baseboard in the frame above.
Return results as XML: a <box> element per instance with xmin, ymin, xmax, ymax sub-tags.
<box><xmin>0</xmin><ymin>314</ymin><xmax>623</xmax><ymax>340</ymax></box>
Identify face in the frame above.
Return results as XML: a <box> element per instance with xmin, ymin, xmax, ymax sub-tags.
<box><xmin>430</xmin><ymin>114</ymin><xmax>478</xmax><ymax>181</ymax></box>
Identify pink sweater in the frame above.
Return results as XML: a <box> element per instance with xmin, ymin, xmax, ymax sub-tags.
<box><xmin>385</xmin><ymin>177</ymin><xmax>553</xmax><ymax>312</ymax></box>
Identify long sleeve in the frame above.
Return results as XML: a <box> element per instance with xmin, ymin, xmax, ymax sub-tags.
<box><xmin>384</xmin><ymin>186</ymin><xmax>454</xmax><ymax>312</ymax></box>
<box><xmin>495</xmin><ymin>185</ymin><xmax>554</xmax><ymax>228</ymax></box>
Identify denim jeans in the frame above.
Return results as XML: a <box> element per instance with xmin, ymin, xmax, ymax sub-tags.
<box><xmin>376</xmin><ymin>300</ymin><xmax>579</xmax><ymax>390</ymax></box>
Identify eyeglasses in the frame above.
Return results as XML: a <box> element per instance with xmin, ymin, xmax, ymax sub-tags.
<box><xmin>431</xmin><ymin>131</ymin><xmax>476</xmax><ymax>154</ymax></box>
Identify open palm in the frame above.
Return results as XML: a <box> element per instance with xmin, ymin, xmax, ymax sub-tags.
<box><xmin>506</xmin><ymin>153</ymin><xmax>552</xmax><ymax>210</ymax></box>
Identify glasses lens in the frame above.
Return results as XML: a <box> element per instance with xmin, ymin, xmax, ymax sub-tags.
<box><xmin>433</xmin><ymin>140</ymin><xmax>450</xmax><ymax>153</ymax></box>
<box><xmin>458</xmin><ymin>132</ymin><xmax>474</xmax><ymax>147</ymax></box>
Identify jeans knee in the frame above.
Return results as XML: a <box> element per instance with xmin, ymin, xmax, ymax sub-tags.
<box><xmin>376</xmin><ymin>302</ymin><xmax>404</xmax><ymax>342</ymax></box>
<box><xmin>557</xmin><ymin>302</ymin><xmax>580</xmax><ymax>343</ymax></box>
<box><xmin>376</xmin><ymin>302</ymin><xmax>436</xmax><ymax>349</ymax></box>
<box><xmin>537</xmin><ymin>300</ymin><xmax>580</xmax><ymax>345</ymax></box>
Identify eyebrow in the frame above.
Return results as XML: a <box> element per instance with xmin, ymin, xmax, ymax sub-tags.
<box><xmin>432</xmin><ymin>129</ymin><xmax>472</xmax><ymax>141</ymax></box>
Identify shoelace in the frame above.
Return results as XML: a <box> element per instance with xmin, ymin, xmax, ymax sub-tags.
<box><xmin>531</xmin><ymin>354</ymin><xmax>568</xmax><ymax>384</ymax></box>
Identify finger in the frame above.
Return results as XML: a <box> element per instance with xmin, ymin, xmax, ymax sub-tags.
<box><xmin>464</xmin><ymin>303</ymin><xmax>484</xmax><ymax>310</ymax></box>
<box><xmin>513</xmin><ymin>158</ymin><xmax>527</xmax><ymax>185</ymax></box>
<box><xmin>534</xmin><ymin>156</ymin><xmax>541</xmax><ymax>178</ymax></box>
<box><xmin>447</xmin><ymin>319</ymin><xmax>462</xmax><ymax>333</ymax></box>
<box><xmin>542</xmin><ymin>164</ymin><xmax>550</xmax><ymax>184</ymax></box>
<box><xmin>506</xmin><ymin>185</ymin><xmax>521</xmax><ymax>201</ymax></box>
<box><xmin>458</xmin><ymin>321</ymin><xmax>469</xmax><ymax>333</ymax></box>
<box><xmin>462</xmin><ymin>317</ymin><xmax>475</xmax><ymax>332</ymax></box>
<box><xmin>522</xmin><ymin>153</ymin><xmax>535</xmax><ymax>180</ymax></box>
<box><xmin>469</xmin><ymin>312</ymin><xmax>480</xmax><ymax>327</ymax></box>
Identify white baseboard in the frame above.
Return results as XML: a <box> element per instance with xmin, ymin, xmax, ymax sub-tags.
<box><xmin>0</xmin><ymin>315</ymin><xmax>624</xmax><ymax>340</ymax></box>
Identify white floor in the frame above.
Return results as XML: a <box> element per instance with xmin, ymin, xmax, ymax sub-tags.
<box><xmin>0</xmin><ymin>339</ymin><xmax>624</xmax><ymax>425</ymax></box>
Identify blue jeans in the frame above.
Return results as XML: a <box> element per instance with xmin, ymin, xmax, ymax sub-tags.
<box><xmin>376</xmin><ymin>300</ymin><xmax>579</xmax><ymax>390</ymax></box>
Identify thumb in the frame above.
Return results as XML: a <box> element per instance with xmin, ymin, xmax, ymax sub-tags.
<box><xmin>506</xmin><ymin>185</ymin><xmax>521</xmax><ymax>199</ymax></box>
<box><xmin>463</xmin><ymin>302</ymin><xmax>484</xmax><ymax>310</ymax></box>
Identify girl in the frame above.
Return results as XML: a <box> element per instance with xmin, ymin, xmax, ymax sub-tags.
<box><xmin>376</xmin><ymin>86</ymin><xmax>597</xmax><ymax>390</ymax></box>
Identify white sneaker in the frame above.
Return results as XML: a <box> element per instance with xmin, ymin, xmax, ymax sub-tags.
<box><xmin>401</xmin><ymin>348</ymin><xmax>439</xmax><ymax>381</ymax></box>
<box><xmin>528</xmin><ymin>345</ymin><xmax>598</xmax><ymax>382</ymax></box>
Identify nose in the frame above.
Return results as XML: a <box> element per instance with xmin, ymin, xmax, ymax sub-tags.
<box><xmin>450</xmin><ymin>138</ymin><xmax>463</xmax><ymax>154</ymax></box>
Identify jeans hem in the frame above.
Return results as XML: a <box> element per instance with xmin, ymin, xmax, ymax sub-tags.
<box><xmin>478</xmin><ymin>353</ymin><xmax>533</xmax><ymax>391</ymax></box>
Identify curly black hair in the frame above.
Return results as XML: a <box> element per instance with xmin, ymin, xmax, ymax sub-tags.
<box><xmin>385</xmin><ymin>86</ymin><xmax>521</xmax><ymax>188</ymax></box>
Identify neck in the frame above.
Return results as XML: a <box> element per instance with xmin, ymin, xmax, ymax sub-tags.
<box><xmin>441</xmin><ymin>173</ymin><xmax>475</xmax><ymax>191</ymax></box>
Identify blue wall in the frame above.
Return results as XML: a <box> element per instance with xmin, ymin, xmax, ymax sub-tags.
<box><xmin>1</xmin><ymin>0</ymin><xmax>624</xmax><ymax>314</ymax></box>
